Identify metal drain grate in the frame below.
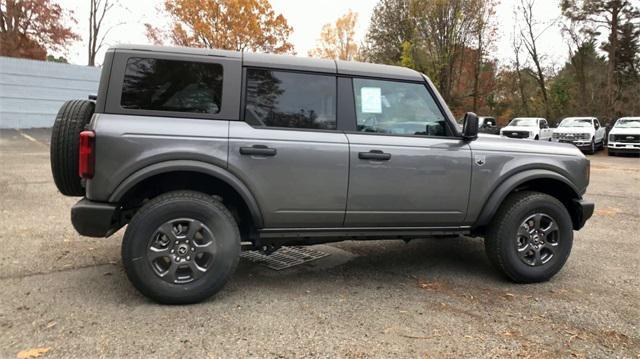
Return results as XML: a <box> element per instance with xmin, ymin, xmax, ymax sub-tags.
<box><xmin>240</xmin><ymin>246</ymin><xmax>330</xmax><ymax>270</ymax></box>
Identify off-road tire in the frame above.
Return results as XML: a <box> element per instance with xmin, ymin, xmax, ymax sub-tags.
<box><xmin>50</xmin><ymin>100</ymin><xmax>95</xmax><ymax>196</ymax></box>
<box><xmin>485</xmin><ymin>191</ymin><xmax>573</xmax><ymax>283</ymax></box>
<box><xmin>122</xmin><ymin>191</ymin><xmax>240</xmax><ymax>304</ymax></box>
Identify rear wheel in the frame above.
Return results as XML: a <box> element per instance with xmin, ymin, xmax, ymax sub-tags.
<box><xmin>122</xmin><ymin>191</ymin><xmax>240</xmax><ymax>304</ymax></box>
<box><xmin>485</xmin><ymin>191</ymin><xmax>573</xmax><ymax>283</ymax></box>
<box><xmin>50</xmin><ymin>100</ymin><xmax>95</xmax><ymax>196</ymax></box>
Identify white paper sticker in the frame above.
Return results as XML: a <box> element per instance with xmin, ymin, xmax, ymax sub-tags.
<box><xmin>361</xmin><ymin>87</ymin><xmax>382</xmax><ymax>113</ymax></box>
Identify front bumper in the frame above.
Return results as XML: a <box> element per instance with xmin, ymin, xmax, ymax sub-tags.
<box><xmin>607</xmin><ymin>142</ymin><xmax>640</xmax><ymax>152</ymax></box>
<box><xmin>570</xmin><ymin>199</ymin><xmax>594</xmax><ymax>230</ymax></box>
<box><xmin>552</xmin><ymin>138</ymin><xmax>592</xmax><ymax>149</ymax></box>
<box><xmin>71</xmin><ymin>198</ymin><xmax>121</xmax><ymax>237</ymax></box>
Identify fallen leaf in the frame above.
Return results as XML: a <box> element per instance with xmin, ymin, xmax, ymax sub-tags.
<box><xmin>16</xmin><ymin>347</ymin><xmax>50</xmax><ymax>359</ymax></box>
<box><xmin>399</xmin><ymin>333</ymin><xmax>438</xmax><ymax>340</ymax></box>
<box><xmin>503</xmin><ymin>293</ymin><xmax>515</xmax><ymax>299</ymax></box>
<box><xmin>45</xmin><ymin>321</ymin><xmax>56</xmax><ymax>329</ymax></box>
<box><xmin>418</xmin><ymin>281</ymin><xmax>442</xmax><ymax>290</ymax></box>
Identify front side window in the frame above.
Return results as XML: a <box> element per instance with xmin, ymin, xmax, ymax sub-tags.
<box><xmin>353</xmin><ymin>78</ymin><xmax>447</xmax><ymax>136</ymax></box>
<box><xmin>244</xmin><ymin>69</ymin><xmax>336</xmax><ymax>130</ymax></box>
<box><xmin>121</xmin><ymin>57</ymin><xmax>223</xmax><ymax>114</ymax></box>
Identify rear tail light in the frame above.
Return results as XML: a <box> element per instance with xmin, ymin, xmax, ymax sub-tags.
<box><xmin>79</xmin><ymin>130</ymin><xmax>95</xmax><ymax>179</ymax></box>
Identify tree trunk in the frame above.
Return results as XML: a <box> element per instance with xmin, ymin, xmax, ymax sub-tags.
<box><xmin>606</xmin><ymin>5</ymin><xmax>620</xmax><ymax>120</ymax></box>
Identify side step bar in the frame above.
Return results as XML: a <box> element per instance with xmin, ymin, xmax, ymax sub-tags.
<box><xmin>259</xmin><ymin>226</ymin><xmax>470</xmax><ymax>240</ymax></box>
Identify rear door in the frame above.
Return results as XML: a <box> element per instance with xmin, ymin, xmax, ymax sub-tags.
<box><xmin>228</xmin><ymin>68</ymin><xmax>349</xmax><ymax>228</ymax></box>
<box><xmin>344</xmin><ymin>77</ymin><xmax>472</xmax><ymax>227</ymax></box>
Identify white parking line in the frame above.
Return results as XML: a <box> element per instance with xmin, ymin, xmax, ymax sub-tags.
<box><xmin>16</xmin><ymin>129</ymin><xmax>48</xmax><ymax>148</ymax></box>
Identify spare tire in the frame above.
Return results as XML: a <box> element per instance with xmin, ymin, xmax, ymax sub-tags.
<box><xmin>50</xmin><ymin>100</ymin><xmax>95</xmax><ymax>196</ymax></box>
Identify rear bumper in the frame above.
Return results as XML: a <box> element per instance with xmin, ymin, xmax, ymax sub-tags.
<box><xmin>71</xmin><ymin>198</ymin><xmax>120</xmax><ymax>237</ymax></box>
<box><xmin>571</xmin><ymin>199</ymin><xmax>594</xmax><ymax>230</ymax></box>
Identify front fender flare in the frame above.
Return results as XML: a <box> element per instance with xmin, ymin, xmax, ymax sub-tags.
<box><xmin>109</xmin><ymin>160</ymin><xmax>264</xmax><ymax>228</ymax></box>
<box><xmin>474</xmin><ymin>169</ymin><xmax>581</xmax><ymax>228</ymax></box>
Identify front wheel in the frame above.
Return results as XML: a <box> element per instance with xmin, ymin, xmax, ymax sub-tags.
<box><xmin>586</xmin><ymin>139</ymin><xmax>596</xmax><ymax>155</ymax></box>
<box><xmin>485</xmin><ymin>191</ymin><xmax>573</xmax><ymax>283</ymax></box>
<box><xmin>122</xmin><ymin>191</ymin><xmax>240</xmax><ymax>304</ymax></box>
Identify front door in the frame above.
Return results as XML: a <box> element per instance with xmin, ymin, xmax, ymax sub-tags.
<box><xmin>344</xmin><ymin>78</ymin><xmax>472</xmax><ymax>227</ymax></box>
<box><xmin>228</xmin><ymin>68</ymin><xmax>349</xmax><ymax>228</ymax></box>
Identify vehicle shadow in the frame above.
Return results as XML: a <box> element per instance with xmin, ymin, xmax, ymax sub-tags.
<box><xmin>88</xmin><ymin>236</ymin><xmax>507</xmax><ymax>305</ymax></box>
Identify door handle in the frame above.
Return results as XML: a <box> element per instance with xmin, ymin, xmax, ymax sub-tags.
<box><xmin>240</xmin><ymin>145</ymin><xmax>277</xmax><ymax>157</ymax></box>
<box><xmin>358</xmin><ymin>150</ymin><xmax>391</xmax><ymax>161</ymax></box>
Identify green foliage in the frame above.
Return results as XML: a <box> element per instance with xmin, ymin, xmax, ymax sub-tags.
<box><xmin>46</xmin><ymin>54</ymin><xmax>68</xmax><ymax>63</ymax></box>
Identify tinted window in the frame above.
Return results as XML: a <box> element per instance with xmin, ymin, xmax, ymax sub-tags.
<box><xmin>121</xmin><ymin>57</ymin><xmax>223</xmax><ymax>114</ymax></box>
<box><xmin>353</xmin><ymin>78</ymin><xmax>447</xmax><ymax>136</ymax></box>
<box><xmin>244</xmin><ymin>69</ymin><xmax>336</xmax><ymax>130</ymax></box>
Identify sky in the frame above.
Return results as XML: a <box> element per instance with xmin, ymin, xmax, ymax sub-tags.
<box><xmin>57</xmin><ymin>0</ymin><xmax>568</xmax><ymax>68</ymax></box>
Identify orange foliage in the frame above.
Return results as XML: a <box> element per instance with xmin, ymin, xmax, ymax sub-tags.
<box><xmin>146</xmin><ymin>0</ymin><xmax>294</xmax><ymax>54</ymax></box>
<box><xmin>0</xmin><ymin>0</ymin><xmax>79</xmax><ymax>60</ymax></box>
<box><xmin>449</xmin><ymin>46</ymin><xmax>497</xmax><ymax>119</ymax></box>
<box><xmin>308</xmin><ymin>10</ymin><xmax>359</xmax><ymax>61</ymax></box>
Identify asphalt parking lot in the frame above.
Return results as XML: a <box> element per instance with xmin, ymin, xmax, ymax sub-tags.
<box><xmin>0</xmin><ymin>128</ymin><xmax>638</xmax><ymax>358</ymax></box>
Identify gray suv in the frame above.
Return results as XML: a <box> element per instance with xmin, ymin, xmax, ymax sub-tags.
<box><xmin>50</xmin><ymin>45</ymin><xmax>594</xmax><ymax>304</ymax></box>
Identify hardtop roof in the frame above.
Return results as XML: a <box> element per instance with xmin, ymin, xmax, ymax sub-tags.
<box><xmin>110</xmin><ymin>44</ymin><xmax>424</xmax><ymax>81</ymax></box>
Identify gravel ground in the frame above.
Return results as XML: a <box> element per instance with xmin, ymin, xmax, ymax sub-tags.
<box><xmin>0</xmin><ymin>128</ymin><xmax>638</xmax><ymax>358</ymax></box>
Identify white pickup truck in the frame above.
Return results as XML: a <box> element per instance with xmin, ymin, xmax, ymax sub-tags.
<box><xmin>500</xmin><ymin>117</ymin><xmax>552</xmax><ymax>141</ymax></box>
<box><xmin>552</xmin><ymin>117</ymin><xmax>606</xmax><ymax>155</ymax></box>
<box><xmin>608</xmin><ymin>117</ymin><xmax>640</xmax><ymax>156</ymax></box>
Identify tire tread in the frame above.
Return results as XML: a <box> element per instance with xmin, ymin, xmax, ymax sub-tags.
<box><xmin>485</xmin><ymin>191</ymin><xmax>570</xmax><ymax>283</ymax></box>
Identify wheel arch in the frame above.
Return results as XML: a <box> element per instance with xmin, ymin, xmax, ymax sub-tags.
<box><xmin>474</xmin><ymin>170</ymin><xmax>583</xmax><ymax>232</ymax></box>
<box><xmin>109</xmin><ymin>160</ymin><xmax>263</xmax><ymax>228</ymax></box>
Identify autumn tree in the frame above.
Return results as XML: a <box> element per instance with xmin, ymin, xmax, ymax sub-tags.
<box><xmin>0</xmin><ymin>0</ymin><xmax>78</xmax><ymax>60</ymax></box>
<box><xmin>146</xmin><ymin>0</ymin><xmax>294</xmax><ymax>54</ymax></box>
<box><xmin>88</xmin><ymin>0</ymin><xmax>120</xmax><ymax>66</ymax></box>
<box><xmin>308</xmin><ymin>10</ymin><xmax>358</xmax><ymax>61</ymax></box>
<box><xmin>471</xmin><ymin>0</ymin><xmax>498</xmax><ymax>113</ymax></box>
<box><xmin>362</xmin><ymin>0</ymin><xmax>498</xmax><ymax>117</ymax></box>
<box><xmin>361</xmin><ymin>0</ymin><xmax>413</xmax><ymax>64</ymax></box>
<box><xmin>409</xmin><ymin>0</ymin><xmax>480</xmax><ymax>103</ymax></box>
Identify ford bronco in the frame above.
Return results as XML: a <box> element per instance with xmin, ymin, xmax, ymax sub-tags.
<box><xmin>50</xmin><ymin>45</ymin><xmax>594</xmax><ymax>304</ymax></box>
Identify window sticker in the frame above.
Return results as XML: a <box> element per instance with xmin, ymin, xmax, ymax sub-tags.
<box><xmin>361</xmin><ymin>87</ymin><xmax>382</xmax><ymax>113</ymax></box>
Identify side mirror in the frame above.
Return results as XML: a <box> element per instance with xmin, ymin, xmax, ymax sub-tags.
<box><xmin>462</xmin><ymin>112</ymin><xmax>479</xmax><ymax>140</ymax></box>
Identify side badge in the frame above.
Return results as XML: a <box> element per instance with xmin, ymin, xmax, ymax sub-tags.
<box><xmin>475</xmin><ymin>155</ymin><xmax>486</xmax><ymax>166</ymax></box>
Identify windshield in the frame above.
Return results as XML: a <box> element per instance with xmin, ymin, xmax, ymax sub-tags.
<box><xmin>615</xmin><ymin>119</ymin><xmax>640</xmax><ymax>128</ymax></box>
<box><xmin>559</xmin><ymin>118</ymin><xmax>592</xmax><ymax>127</ymax></box>
<box><xmin>508</xmin><ymin>118</ymin><xmax>537</xmax><ymax>127</ymax></box>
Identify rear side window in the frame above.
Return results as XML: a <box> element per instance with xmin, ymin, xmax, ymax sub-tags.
<box><xmin>121</xmin><ymin>57</ymin><xmax>223</xmax><ymax>114</ymax></box>
<box><xmin>244</xmin><ymin>69</ymin><xmax>336</xmax><ymax>130</ymax></box>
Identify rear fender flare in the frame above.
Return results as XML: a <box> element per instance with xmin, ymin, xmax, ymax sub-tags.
<box><xmin>109</xmin><ymin>160</ymin><xmax>263</xmax><ymax>227</ymax></box>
